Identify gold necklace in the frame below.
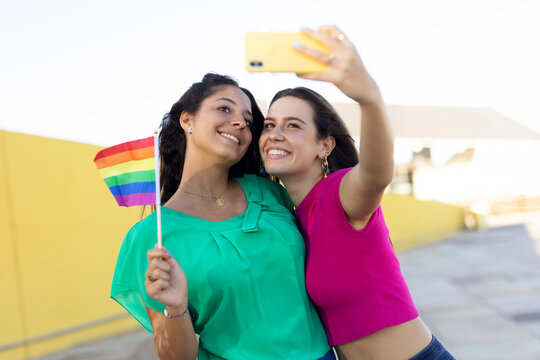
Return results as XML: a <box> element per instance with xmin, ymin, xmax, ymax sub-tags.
<box><xmin>180</xmin><ymin>185</ymin><xmax>227</xmax><ymax>206</ymax></box>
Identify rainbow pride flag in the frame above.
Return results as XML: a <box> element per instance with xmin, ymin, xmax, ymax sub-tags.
<box><xmin>94</xmin><ymin>136</ymin><xmax>158</xmax><ymax>207</ymax></box>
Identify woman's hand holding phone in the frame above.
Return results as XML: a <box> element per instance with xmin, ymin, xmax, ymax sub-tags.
<box><xmin>294</xmin><ymin>25</ymin><xmax>382</xmax><ymax>106</ymax></box>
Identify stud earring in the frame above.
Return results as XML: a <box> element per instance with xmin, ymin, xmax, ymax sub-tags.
<box><xmin>187</xmin><ymin>127</ymin><xmax>192</xmax><ymax>134</ymax></box>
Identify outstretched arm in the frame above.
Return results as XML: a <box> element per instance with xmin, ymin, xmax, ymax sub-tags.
<box><xmin>296</xmin><ymin>26</ymin><xmax>394</xmax><ymax>228</ymax></box>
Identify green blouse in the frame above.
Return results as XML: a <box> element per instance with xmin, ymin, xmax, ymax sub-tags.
<box><xmin>111</xmin><ymin>175</ymin><xmax>330</xmax><ymax>359</ymax></box>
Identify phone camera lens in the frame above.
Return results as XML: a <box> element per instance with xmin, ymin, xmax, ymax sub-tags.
<box><xmin>250</xmin><ymin>61</ymin><xmax>263</xmax><ymax>67</ymax></box>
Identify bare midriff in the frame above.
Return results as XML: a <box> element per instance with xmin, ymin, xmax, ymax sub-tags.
<box><xmin>335</xmin><ymin>317</ymin><xmax>432</xmax><ymax>360</ymax></box>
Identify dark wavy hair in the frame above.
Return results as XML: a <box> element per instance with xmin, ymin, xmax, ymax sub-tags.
<box><xmin>159</xmin><ymin>73</ymin><xmax>264</xmax><ymax>204</ymax></box>
<box><xmin>269</xmin><ymin>87</ymin><xmax>358</xmax><ymax>173</ymax></box>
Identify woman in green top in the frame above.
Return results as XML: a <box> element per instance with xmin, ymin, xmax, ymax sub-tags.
<box><xmin>111</xmin><ymin>74</ymin><xmax>332</xmax><ymax>360</ymax></box>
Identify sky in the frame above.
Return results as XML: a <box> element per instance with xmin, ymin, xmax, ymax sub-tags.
<box><xmin>1</xmin><ymin>0</ymin><xmax>539</xmax><ymax>146</ymax></box>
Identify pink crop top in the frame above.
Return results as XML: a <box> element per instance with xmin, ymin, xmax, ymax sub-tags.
<box><xmin>295</xmin><ymin>168</ymin><xmax>418</xmax><ymax>346</ymax></box>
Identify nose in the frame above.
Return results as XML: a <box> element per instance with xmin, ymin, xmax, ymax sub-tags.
<box><xmin>267</xmin><ymin>126</ymin><xmax>284</xmax><ymax>141</ymax></box>
<box><xmin>230</xmin><ymin>114</ymin><xmax>248</xmax><ymax>129</ymax></box>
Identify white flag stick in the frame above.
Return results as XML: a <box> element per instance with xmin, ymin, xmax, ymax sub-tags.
<box><xmin>153</xmin><ymin>130</ymin><xmax>162</xmax><ymax>248</ymax></box>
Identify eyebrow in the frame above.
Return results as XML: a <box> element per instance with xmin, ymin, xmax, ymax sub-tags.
<box><xmin>215</xmin><ymin>97</ymin><xmax>252</xmax><ymax>116</ymax></box>
<box><xmin>265</xmin><ymin>116</ymin><xmax>307</xmax><ymax>124</ymax></box>
<box><xmin>215</xmin><ymin>97</ymin><xmax>236</xmax><ymax>105</ymax></box>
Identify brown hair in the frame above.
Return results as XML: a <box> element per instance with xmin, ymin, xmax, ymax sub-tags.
<box><xmin>269</xmin><ymin>87</ymin><xmax>358</xmax><ymax>172</ymax></box>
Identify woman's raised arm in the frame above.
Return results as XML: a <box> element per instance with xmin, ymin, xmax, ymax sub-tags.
<box><xmin>296</xmin><ymin>25</ymin><xmax>394</xmax><ymax>228</ymax></box>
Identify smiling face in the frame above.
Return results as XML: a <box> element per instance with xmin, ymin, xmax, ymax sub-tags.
<box><xmin>260</xmin><ymin>96</ymin><xmax>329</xmax><ymax>180</ymax></box>
<box><xmin>182</xmin><ymin>85</ymin><xmax>254</xmax><ymax>166</ymax></box>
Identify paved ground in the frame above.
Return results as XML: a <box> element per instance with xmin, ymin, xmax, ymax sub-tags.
<box><xmin>400</xmin><ymin>212</ymin><xmax>540</xmax><ymax>360</ymax></box>
<box><xmin>38</xmin><ymin>212</ymin><xmax>540</xmax><ymax>360</ymax></box>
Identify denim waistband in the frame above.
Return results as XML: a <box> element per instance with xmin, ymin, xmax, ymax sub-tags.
<box><xmin>317</xmin><ymin>349</ymin><xmax>336</xmax><ymax>360</ymax></box>
<box><xmin>409</xmin><ymin>335</ymin><xmax>455</xmax><ymax>360</ymax></box>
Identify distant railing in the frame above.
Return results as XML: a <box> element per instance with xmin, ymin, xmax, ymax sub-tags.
<box><xmin>490</xmin><ymin>196</ymin><xmax>540</xmax><ymax>214</ymax></box>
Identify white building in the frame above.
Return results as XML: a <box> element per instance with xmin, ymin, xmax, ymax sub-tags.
<box><xmin>331</xmin><ymin>103</ymin><xmax>540</xmax><ymax>212</ymax></box>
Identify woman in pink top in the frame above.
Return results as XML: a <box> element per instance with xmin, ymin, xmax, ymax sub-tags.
<box><xmin>259</xmin><ymin>26</ymin><xmax>455</xmax><ymax>360</ymax></box>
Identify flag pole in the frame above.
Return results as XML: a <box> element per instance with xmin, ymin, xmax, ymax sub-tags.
<box><xmin>153</xmin><ymin>130</ymin><xmax>162</xmax><ymax>248</ymax></box>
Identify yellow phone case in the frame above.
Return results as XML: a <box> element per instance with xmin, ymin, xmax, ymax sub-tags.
<box><xmin>245</xmin><ymin>32</ymin><xmax>330</xmax><ymax>73</ymax></box>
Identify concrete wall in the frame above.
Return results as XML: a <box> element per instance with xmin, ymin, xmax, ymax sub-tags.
<box><xmin>0</xmin><ymin>130</ymin><xmax>465</xmax><ymax>359</ymax></box>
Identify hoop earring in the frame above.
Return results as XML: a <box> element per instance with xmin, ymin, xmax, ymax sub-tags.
<box><xmin>321</xmin><ymin>154</ymin><xmax>329</xmax><ymax>178</ymax></box>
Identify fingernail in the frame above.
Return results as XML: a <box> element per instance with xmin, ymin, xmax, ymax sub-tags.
<box><xmin>292</xmin><ymin>41</ymin><xmax>300</xmax><ymax>49</ymax></box>
<box><xmin>166</xmin><ymin>252</ymin><xmax>172</xmax><ymax>258</ymax></box>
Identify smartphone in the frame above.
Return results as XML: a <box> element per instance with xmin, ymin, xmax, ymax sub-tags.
<box><xmin>245</xmin><ymin>32</ymin><xmax>330</xmax><ymax>73</ymax></box>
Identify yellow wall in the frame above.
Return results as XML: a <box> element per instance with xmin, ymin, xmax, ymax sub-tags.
<box><xmin>0</xmin><ymin>131</ymin><xmax>27</xmax><ymax>360</ymax></box>
<box><xmin>0</xmin><ymin>130</ymin><xmax>465</xmax><ymax>359</ymax></box>
<box><xmin>382</xmin><ymin>193</ymin><xmax>466</xmax><ymax>251</ymax></box>
<box><xmin>0</xmin><ymin>131</ymin><xmax>140</xmax><ymax>359</ymax></box>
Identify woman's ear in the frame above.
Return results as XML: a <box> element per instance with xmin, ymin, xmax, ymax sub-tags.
<box><xmin>320</xmin><ymin>136</ymin><xmax>336</xmax><ymax>157</ymax></box>
<box><xmin>179</xmin><ymin>111</ymin><xmax>193</xmax><ymax>133</ymax></box>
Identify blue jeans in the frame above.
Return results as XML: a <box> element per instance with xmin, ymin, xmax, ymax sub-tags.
<box><xmin>318</xmin><ymin>349</ymin><xmax>336</xmax><ymax>360</ymax></box>
<box><xmin>409</xmin><ymin>335</ymin><xmax>455</xmax><ymax>360</ymax></box>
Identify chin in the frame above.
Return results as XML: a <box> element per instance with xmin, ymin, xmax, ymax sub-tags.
<box><xmin>264</xmin><ymin>166</ymin><xmax>289</xmax><ymax>179</ymax></box>
<box><xmin>218</xmin><ymin>147</ymin><xmax>247</xmax><ymax>163</ymax></box>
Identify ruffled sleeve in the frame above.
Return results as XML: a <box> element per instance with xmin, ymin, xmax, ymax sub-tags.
<box><xmin>110</xmin><ymin>214</ymin><xmax>166</xmax><ymax>332</ymax></box>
